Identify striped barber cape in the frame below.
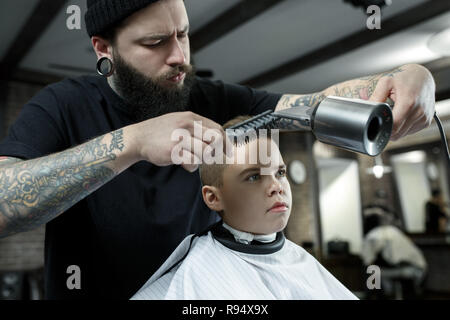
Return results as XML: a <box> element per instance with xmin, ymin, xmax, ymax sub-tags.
<box><xmin>131</xmin><ymin>231</ymin><xmax>358</xmax><ymax>300</ymax></box>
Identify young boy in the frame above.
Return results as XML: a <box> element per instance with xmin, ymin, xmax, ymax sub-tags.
<box><xmin>131</xmin><ymin>117</ymin><xmax>357</xmax><ymax>300</ymax></box>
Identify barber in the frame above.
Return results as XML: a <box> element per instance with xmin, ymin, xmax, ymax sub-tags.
<box><xmin>0</xmin><ymin>0</ymin><xmax>435</xmax><ymax>299</ymax></box>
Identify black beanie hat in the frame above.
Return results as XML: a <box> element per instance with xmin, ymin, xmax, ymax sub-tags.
<box><xmin>85</xmin><ymin>0</ymin><xmax>161</xmax><ymax>37</ymax></box>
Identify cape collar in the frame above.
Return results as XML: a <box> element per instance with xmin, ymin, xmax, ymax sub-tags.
<box><xmin>209</xmin><ymin>221</ymin><xmax>285</xmax><ymax>255</ymax></box>
<box><xmin>222</xmin><ymin>222</ymin><xmax>276</xmax><ymax>244</ymax></box>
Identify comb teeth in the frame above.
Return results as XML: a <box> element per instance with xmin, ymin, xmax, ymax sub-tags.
<box><xmin>227</xmin><ymin>111</ymin><xmax>279</xmax><ymax>146</ymax></box>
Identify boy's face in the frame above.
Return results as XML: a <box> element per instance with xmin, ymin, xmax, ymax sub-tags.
<box><xmin>204</xmin><ymin>138</ymin><xmax>292</xmax><ymax>235</ymax></box>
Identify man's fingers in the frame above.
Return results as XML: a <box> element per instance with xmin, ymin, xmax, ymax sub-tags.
<box><xmin>369</xmin><ymin>77</ymin><xmax>392</xmax><ymax>103</ymax></box>
<box><xmin>194</xmin><ymin>126</ymin><xmax>227</xmax><ymax>160</ymax></box>
<box><xmin>202</xmin><ymin>128</ymin><xmax>223</xmax><ymax>146</ymax></box>
<box><xmin>179</xmin><ymin>146</ymin><xmax>201</xmax><ymax>172</ymax></box>
<box><xmin>369</xmin><ymin>77</ymin><xmax>410</xmax><ymax>135</ymax></box>
<box><xmin>203</xmin><ymin>128</ymin><xmax>231</xmax><ymax>159</ymax></box>
<box><xmin>390</xmin><ymin>108</ymin><xmax>425</xmax><ymax>140</ymax></box>
<box><xmin>390</xmin><ymin>89</ymin><xmax>417</xmax><ymax>137</ymax></box>
<box><xmin>369</xmin><ymin>77</ymin><xmax>407</xmax><ymax>137</ymax></box>
<box><xmin>189</xmin><ymin>112</ymin><xmax>224</xmax><ymax>133</ymax></box>
<box><xmin>391</xmin><ymin>121</ymin><xmax>414</xmax><ymax>141</ymax></box>
<box><xmin>403</xmin><ymin>112</ymin><xmax>428</xmax><ymax>136</ymax></box>
<box><xmin>168</xmin><ymin>112</ymin><xmax>230</xmax><ymax>169</ymax></box>
<box><xmin>182</xmin><ymin>115</ymin><xmax>226</xmax><ymax>150</ymax></box>
<box><xmin>181</xmin><ymin>136</ymin><xmax>209</xmax><ymax>164</ymax></box>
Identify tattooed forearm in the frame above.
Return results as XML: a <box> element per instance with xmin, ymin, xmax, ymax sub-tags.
<box><xmin>273</xmin><ymin>67</ymin><xmax>404</xmax><ymax>131</ymax></box>
<box><xmin>109</xmin><ymin>130</ymin><xmax>125</xmax><ymax>152</ymax></box>
<box><xmin>329</xmin><ymin>67</ymin><xmax>404</xmax><ymax>100</ymax></box>
<box><xmin>276</xmin><ymin>92</ymin><xmax>327</xmax><ymax>111</ymax></box>
<box><xmin>277</xmin><ymin>67</ymin><xmax>404</xmax><ymax>113</ymax></box>
<box><xmin>274</xmin><ymin>93</ymin><xmax>326</xmax><ymax>131</ymax></box>
<box><xmin>0</xmin><ymin>157</ymin><xmax>22</xmax><ymax>169</ymax></box>
<box><xmin>0</xmin><ymin>128</ymin><xmax>129</xmax><ymax>238</ymax></box>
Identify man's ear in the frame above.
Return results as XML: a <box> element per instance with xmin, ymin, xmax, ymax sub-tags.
<box><xmin>91</xmin><ymin>36</ymin><xmax>113</xmax><ymax>60</ymax></box>
<box><xmin>202</xmin><ymin>185</ymin><xmax>224</xmax><ymax>212</ymax></box>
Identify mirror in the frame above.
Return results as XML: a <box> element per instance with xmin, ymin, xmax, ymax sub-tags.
<box><xmin>387</xmin><ymin>142</ymin><xmax>450</xmax><ymax>234</ymax></box>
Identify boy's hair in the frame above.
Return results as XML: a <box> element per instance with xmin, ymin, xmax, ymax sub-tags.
<box><xmin>199</xmin><ymin>115</ymin><xmax>251</xmax><ymax>188</ymax></box>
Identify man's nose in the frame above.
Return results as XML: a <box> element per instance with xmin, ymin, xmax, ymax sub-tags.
<box><xmin>166</xmin><ymin>36</ymin><xmax>186</xmax><ymax>67</ymax></box>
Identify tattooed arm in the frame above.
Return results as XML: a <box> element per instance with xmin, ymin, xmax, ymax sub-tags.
<box><xmin>275</xmin><ymin>64</ymin><xmax>435</xmax><ymax>140</ymax></box>
<box><xmin>0</xmin><ymin>110</ymin><xmax>226</xmax><ymax>238</ymax></box>
<box><xmin>275</xmin><ymin>66</ymin><xmax>403</xmax><ymax>111</ymax></box>
<box><xmin>0</xmin><ymin>127</ymin><xmax>138</xmax><ymax>239</ymax></box>
<box><xmin>0</xmin><ymin>157</ymin><xmax>23</xmax><ymax>168</ymax></box>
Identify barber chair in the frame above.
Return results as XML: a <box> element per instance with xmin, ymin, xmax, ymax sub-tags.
<box><xmin>379</xmin><ymin>265</ymin><xmax>426</xmax><ymax>300</ymax></box>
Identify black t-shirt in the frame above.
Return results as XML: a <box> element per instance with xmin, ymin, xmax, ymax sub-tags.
<box><xmin>0</xmin><ymin>75</ymin><xmax>281</xmax><ymax>299</ymax></box>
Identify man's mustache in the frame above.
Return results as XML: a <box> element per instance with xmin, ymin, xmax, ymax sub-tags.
<box><xmin>165</xmin><ymin>64</ymin><xmax>194</xmax><ymax>79</ymax></box>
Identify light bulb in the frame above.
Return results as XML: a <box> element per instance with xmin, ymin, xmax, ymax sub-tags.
<box><xmin>373</xmin><ymin>165</ymin><xmax>384</xmax><ymax>179</ymax></box>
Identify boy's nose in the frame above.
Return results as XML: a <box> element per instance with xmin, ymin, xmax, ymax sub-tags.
<box><xmin>267</xmin><ymin>177</ymin><xmax>283</xmax><ymax>197</ymax></box>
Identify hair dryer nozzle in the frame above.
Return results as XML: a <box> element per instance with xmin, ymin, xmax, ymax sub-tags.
<box><xmin>313</xmin><ymin>96</ymin><xmax>393</xmax><ymax>156</ymax></box>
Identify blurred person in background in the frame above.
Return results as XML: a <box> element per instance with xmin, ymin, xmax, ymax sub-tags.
<box><xmin>361</xmin><ymin>209</ymin><xmax>427</xmax><ymax>299</ymax></box>
<box><xmin>425</xmin><ymin>189</ymin><xmax>449</xmax><ymax>234</ymax></box>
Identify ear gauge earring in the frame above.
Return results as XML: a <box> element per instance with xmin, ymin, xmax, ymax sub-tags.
<box><xmin>96</xmin><ymin>57</ymin><xmax>115</xmax><ymax>77</ymax></box>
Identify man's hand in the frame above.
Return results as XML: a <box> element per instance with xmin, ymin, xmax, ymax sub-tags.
<box><xmin>277</xmin><ymin>64</ymin><xmax>436</xmax><ymax>142</ymax></box>
<box><xmin>369</xmin><ymin>64</ymin><xmax>436</xmax><ymax>141</ymax></box>
<box><xmin>129</xmin><ymin>112</ymin><xmax>226</xmax><ymax>172</ymax></box>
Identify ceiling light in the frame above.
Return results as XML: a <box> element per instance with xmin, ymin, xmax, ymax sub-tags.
<box><xmin>428</xmin><ymin>28</ymin><xmax>450</xmax><ymax>56</ymax></box>
<box><xmin>372</xmin><ymin>165</ymin><xmax>384</xmax><ymax>179</ymax></box>
<box><xmin>366</xmin><ymin>155</ymin><xmax>392</xmax><ymax>179</ymax></box>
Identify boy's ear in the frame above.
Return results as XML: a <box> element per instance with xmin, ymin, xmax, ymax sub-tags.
<box><xmin>202</xmin><ymin>185</ymin><xmax>224</xmax><ymax>212</ymax></box>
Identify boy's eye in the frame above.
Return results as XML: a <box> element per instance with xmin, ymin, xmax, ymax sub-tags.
<box><xmin>277</xmin><ymin>169</ymin><xmax>287</xmax><ymax>177</ymax></box>
<box><xmin>247</xmin><ymin>174</ymin><xmax>260</xmax><ymax>182</ymax></box>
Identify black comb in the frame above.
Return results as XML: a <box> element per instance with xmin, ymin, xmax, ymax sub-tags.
<box><xmin>226</xmin><ymin>110</ymin><xmax>280</xmax><ymax>145</ymax></box>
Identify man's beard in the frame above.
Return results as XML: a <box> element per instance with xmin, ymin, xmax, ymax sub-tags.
<box><xmin>111</xmin><ymin>51</ymin><xmax>196</xmax><ymax>122</ymax></box>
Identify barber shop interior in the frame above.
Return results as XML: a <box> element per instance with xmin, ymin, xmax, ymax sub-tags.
<box><xmin>0</xmin><ymin>0</ymin><xmax>449</xmax><ymax>301</ymax></box>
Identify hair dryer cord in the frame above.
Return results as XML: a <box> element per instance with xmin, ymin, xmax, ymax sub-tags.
<box><xmin>434</xmin><ymin>112</ymin><xmax>450</xmax><ymax>165</ymax></box>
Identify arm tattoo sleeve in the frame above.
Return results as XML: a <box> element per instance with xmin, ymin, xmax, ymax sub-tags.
<box><xmin>277</xmin><ymin>92</ymin><xmax>327</xmax><ymax>111</ymax></box>
<box><xmin>274</xmin><ymin>67</ymin><xmax>403</xmax><ymax>131</ymax></box>
<box><xmin>0</xmin><ymin>129</ymin><xmax>126</xmax><ymax>238</ymax></box>
<box><xmin>0</xmin><ymin>157</ymin><xmax>22</xmax><ymax>168</ymax></box>
<box><xmin>330</xmin><ymin>67</ymin><xmax>403</xmax><ymax>100</ymax></box>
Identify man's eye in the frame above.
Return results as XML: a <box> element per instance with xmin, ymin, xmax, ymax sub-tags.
<box><xmin>144</xmin><ymin>41</ymin><xmax>162</xmax><ymax>47</ymax></box>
